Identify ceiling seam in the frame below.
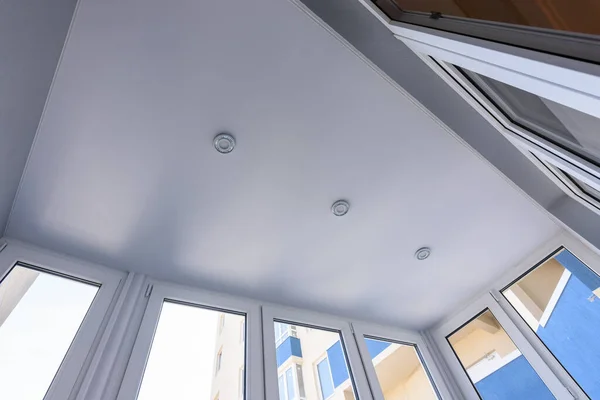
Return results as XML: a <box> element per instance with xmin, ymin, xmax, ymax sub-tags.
<box><xmin>3</xmin><ymin>0</ymin><xmax>85</xmax><ymax>237</ymax></box>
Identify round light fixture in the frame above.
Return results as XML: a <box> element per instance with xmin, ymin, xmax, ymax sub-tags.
<box><xmin>214</xmin><ymin>133</ymin><xmax>236</xmax><ymax>154</ymax></box>
<box><xmin>415</xmin><ymin>247</ymin><xmax>431</xmax><ymax>261</ymax></box>
<box><xmin>331</xmin><ymin>200</ymin><xmax>350</xmax><ymax>216</ymax></box>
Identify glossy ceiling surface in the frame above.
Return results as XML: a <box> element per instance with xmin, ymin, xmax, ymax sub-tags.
<box><xmin>4</xmin><ymin>0</ymin><xmax>560</xmax><ymax>327</ymax></box>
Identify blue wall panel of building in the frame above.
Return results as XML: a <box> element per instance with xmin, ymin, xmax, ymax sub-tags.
<box><xmin>327</xmin><ymin>341</ymin><xmax>350</xmax><ymax>387</ymax></box>
<box><xmin>276</xmin><ymin>336</ymin><xmax>302</xmax><ymax>367</ymax></box>
<box><xmin>536</xmin><ymin>275</ymin><xmax>600</xmax><ymax>398</ymax></box>
<box><xmin>365</xmin><ymin>338</ymin><xmax>391</xmax><ymax>359</ymax></box>
<box><xmin>555</xmin><ymin>250</ymin><xmax>600</xmax><ymax>291</ymax></box>
<box><xmin>474</xmin><ymin>355</ymin><xmax>555</xmax><ymax>400</ymax></box>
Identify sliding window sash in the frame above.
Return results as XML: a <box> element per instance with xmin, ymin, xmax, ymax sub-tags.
<box><xmin>353</xmin><ymin>10</ymin><xmax>600</xmax><ymax>215</ymax></box>
<box><xmin>422</xmin><ymin>56</ymin><xmax>600</xmax><ymax>215</ymax></box>
<box><xmin>362</xmin><ymin>0</ymin><xmax>600</xmax><ymax>64</ymax></box>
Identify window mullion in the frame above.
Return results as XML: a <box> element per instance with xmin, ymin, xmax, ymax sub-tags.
<box><xmin>492</xmin><ymin>288</ymin><xmax>586</xmax><ymax>399</ymax></box>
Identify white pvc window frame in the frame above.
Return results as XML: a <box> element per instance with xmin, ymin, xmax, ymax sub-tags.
<box><xmin>356</xmin><ymin>0</ymin><xmax>600</xmax><ymax>216</ymax></box>
<box><xmin>490</xmin><ymin>233</ymin><xmax>600</xmax><ymax>400</ymax></box>
<box><xmin>352</xmin><ymin>321</ymin><xmax>454</xmax><ymax>400</ymax></box>
<box><xmin>278</xmin><ymin>363</ymin><xmax>303</xmax><ymax>400</ymax></box>
<box><xmin>116</xmin><ymin>280</ymin><xmax>264</xmax><ymax>400</ymax></box>
<box><xmin>262</xmin><ymin>305</ymin><xmax>373</xmax><ymax>400</ymax></box>
<box><xmin>314</xmin><ymin>353</ymin><xmax>335</xmax><ymax>400</ymax></box>
<box><xmin>0</xmin><ymin>239</ymin><xmax>125</xmax><ymax>400</ymax></box>
<box><xmin>430</xmin><ymin>232</ymin><xmax>600</xmax><ymax>399</ymax></box>
<box><xmin>431</xmin><ymin>293</ymin><xmax>574</xmax><ymax>400</ymax></box>
<box><xmin>426</xmin><ymin>57</ymin><xmax>600</xmax><ymax>216</ymax></box>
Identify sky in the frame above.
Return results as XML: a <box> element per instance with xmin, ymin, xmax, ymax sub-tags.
<box><xmin>0</xmin><ymin>268</ymin><xmax>224</xmax><ymax>400</ymax></box>
<box><xmin>137</xmin><ymin>302</ymin><xmax>219</xmax><ymax>400</ymax></box>
<box><xmin>0</xmin><ymin>269</ymin><xmax>97</xmax><ymax>400</ymax></box>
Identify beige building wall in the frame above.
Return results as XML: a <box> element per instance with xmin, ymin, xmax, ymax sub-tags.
<box><xmin>516</xmin><ymin>259</ymin><xmax>565</xmax><ymax>315</ymax></box>
<box><xmin>292</xmin><ymin>326</ymin><xmax>348</xmax><ymax>400</ymax></box>
<box><xmin>450</xmin><ymin>327</ymin><xmax>516</xmax><ymax>368</ymax></box>
<box><xmin>210</xmin><ymin>312</ymin><xmax>245</xmax><ymax>400</ymax></box>
<box><xmin>404</xmin><ymin>367</ymin><xmax>438</xmax><ymax>400</ymax></box>
<box><xmin>0</xmin><ymin>267</ymin><xmax>38</xmax><ymax>326</ymax></box>
<box><xmin>504</xmin><ymin>256</ymin><xmax>569</xmax><ymax>330</ymax></box>
<box><xmin>211</xmin><ymin>319</ymin><xmax>437</xmax><ymax>400</ymax></box>
<box><xmin>448</xmin><ymin>310</ymin><xmax>522</xmax><ymax>386</ymax></box>
<box><xmin>383</xmin><ymin>366</ymin><xmax>436</xmax><ymax>400</ymax></box>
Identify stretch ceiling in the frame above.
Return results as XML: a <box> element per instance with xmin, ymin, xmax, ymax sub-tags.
<box><xmin>4</xmin><ymin>0</ymin><xmax>560</xmax><ymax>328</ymax></box>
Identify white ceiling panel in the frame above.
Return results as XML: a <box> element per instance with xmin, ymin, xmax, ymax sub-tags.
<box><xmin>6</xmin><ymin>0</ymin><xmax>560</xmax><ymax>328</ymax></box>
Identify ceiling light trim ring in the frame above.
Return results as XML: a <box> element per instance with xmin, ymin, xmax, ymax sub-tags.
<box><xmin>415</xmin><ymin>247</ymin><xmax>431</xmax><ymax>261</ymax></box>
<box><xmin>214</xmin><ymin>133</ymin><xmax>236</xmax><ymax>154</ymax></box>
<box><xmin>331</xmin><ymin>200</ymin><xmax>350</xmax><ymax>216</ymax></box>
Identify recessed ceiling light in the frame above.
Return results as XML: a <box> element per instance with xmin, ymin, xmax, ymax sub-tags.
<box><xmin>415</xmin><ymin>247</ymin><xmax>431</xmax><ymax>261</ymax></box>
<box><xmin>214</xmin><ymin>133</ymin><xmax>236</xmax><ymax>154</ymax></box>
<box><xmin>331</xmin><ymin>200</ymin><xmax>350</xmax><ymax>216</ymax></box>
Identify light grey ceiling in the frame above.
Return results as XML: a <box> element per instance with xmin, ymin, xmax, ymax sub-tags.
<box><xmin>301</xmin><ymin>0</ymin><xmax>600</xmax><ymax>258</ymax></box>
<box><xmin>4</xmin><ymin>0</ymin><xmax>563</xmax><ymax>328</ymax></box>
<box><xmin>0</xmin><ymin>0</ymin><xmax>78</xmax><ymax>234</ymax></box>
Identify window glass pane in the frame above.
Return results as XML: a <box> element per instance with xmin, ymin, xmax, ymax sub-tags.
<box><xmin>285</xmin><ymin>367</ymin><xmax>296</xmax><ymax>400</ymax></box>
<box><xmin>363</xmin><ymin>337</ymin><xmax>439</xmax><ymax>399</ymax></box>
<box><xmin>0</xmin><ymin>265</ymin><xmax>98</xmax><ymax>400</ymax></box>
<box><xmin>296</xmin><ymin>364</ymin><xmax>306</xmax><ymax>398</ymax></box>
<box><xmin>317</xmin><ymin>359</ymin><xmax>334</xmax><ymax>399</ymax></box>
<box><xmin>502</xmin><ymin>248</ymin><xmax>600</xmax><ymax>398</ymax></box>
<box><xmin>272</xmin><ymin>321</ymin><xmax>356</xmax><ymax>400</ymax></box>
<box><xmin>137</xmin><ymin>304</ymin><xmax>245</xmax><ymax>400</ymax></box>
<box><xmin>278</xmin><ymin>375</ymin><xmax>286</xmax><ymax>400</ymax></box>
<box><xmin>458</xmin><ymin>66</ymin><xmax>600</xmax><ymax>167</ymax></box>
<box><xmin>447</xmin><ymin>309</ymin><xmax>555</xmax><ymax>399</ymax></box>
<box><xmin>390</xmin><ymin>0</ymin><xmax>600</xmax><ymax>35</ymax></box>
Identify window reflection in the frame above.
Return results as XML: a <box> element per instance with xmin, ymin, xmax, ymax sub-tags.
<box><xmin>272</xmin><ymin>321</ymin><xmax>356</xmax><ymax>400</ymax></box>
<box><xmin>459</xmin><ymin>66</ymin><xmax>600</xmax><ymax>168</ymax></box>
<box><xmin>502</xmin><ymin>248</ymin><xmax>600</xmax><ymax>398</ymax></box>
<box><xmin>364</xmin><ymin>337</ymin><xmax>439</xmax><ymax>399</ymax></box>
<box><xmin>447</xmin><ymin>310</ymin><xmax>555</xmax><ymax>399</ymax></box>
<box><xmin>137</xmin><ymin>304</ymin><xmax>245</xmax><ymax>400</ymax></box>
<box><xmin>390</xmin><ymin>0</ymin><xmax>600</xmax><ymax>35</ymax></box>
<box><xmin>0</xmin><ymin>265</ymin><xmax>98</xmax><ymax>400</ymax></box>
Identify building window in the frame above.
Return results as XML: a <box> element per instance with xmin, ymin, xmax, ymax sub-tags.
<box><xmin>135</xmin><ymin>302</ymin><xmax>245</xmax><ymax>399</ymax></box>
<box><xmin>295</xmin><ymin>364</ymin><xmax>306</xmax><ymax>399</ymax></box>
<box><xmin>278</xmin><ymin>374</ymin><xmax>286</xmax><ymax>400</ymax></box>
<box><xmin>316</xmin><ymin>357</ymin><xmax>335</xmax><ymax>399</ymax></box>
<box><xmin>274</xmin><ymin>322</ymin><xmax>297</xmax><ymax>346</ymax></box>
<box><xmin>285</xmin><ymin>367</ymin><xmax>295</xmax><ymax>400</ymax></box>
<box><xmin>447</xmin><ymin>309</ymin><xmax>555</xmax><ymax>399</ymax></box>
<box><xmin>363</xmin><ymin>337</ymin><xmax>439</xmax><ymax>399</ymax></box>
<box><xmin>277</xmin><ymin>364</ymin><xmax>305</xmax><ymax>400</ymax></box>
<box><xmin>215</xmin><ymin>349</ymin><xmax>223</xmax><ymax>375</ymax></box>
<box><xmin>0</xmin><ymin>264</ymin><xmax>98</xmax><ymax>399</ymax></box>
<box><xmin>433</xmin><ymin>60</ymin><xmax>600</xmax><ymax>216</ymax></box>
<box><xmin>271</xmin><ymin>320</ymin><xmax>355</xmax><ymax>399</ymax></box>
<box><xmin>459</xmin><ymin>66</ymin><xmax>600</xmax><ymax>169</ymax></box>
<box><xmin>502</xmin><ymin>247</ymin><xmax>600</xmax><ymax>398</ymax></box>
